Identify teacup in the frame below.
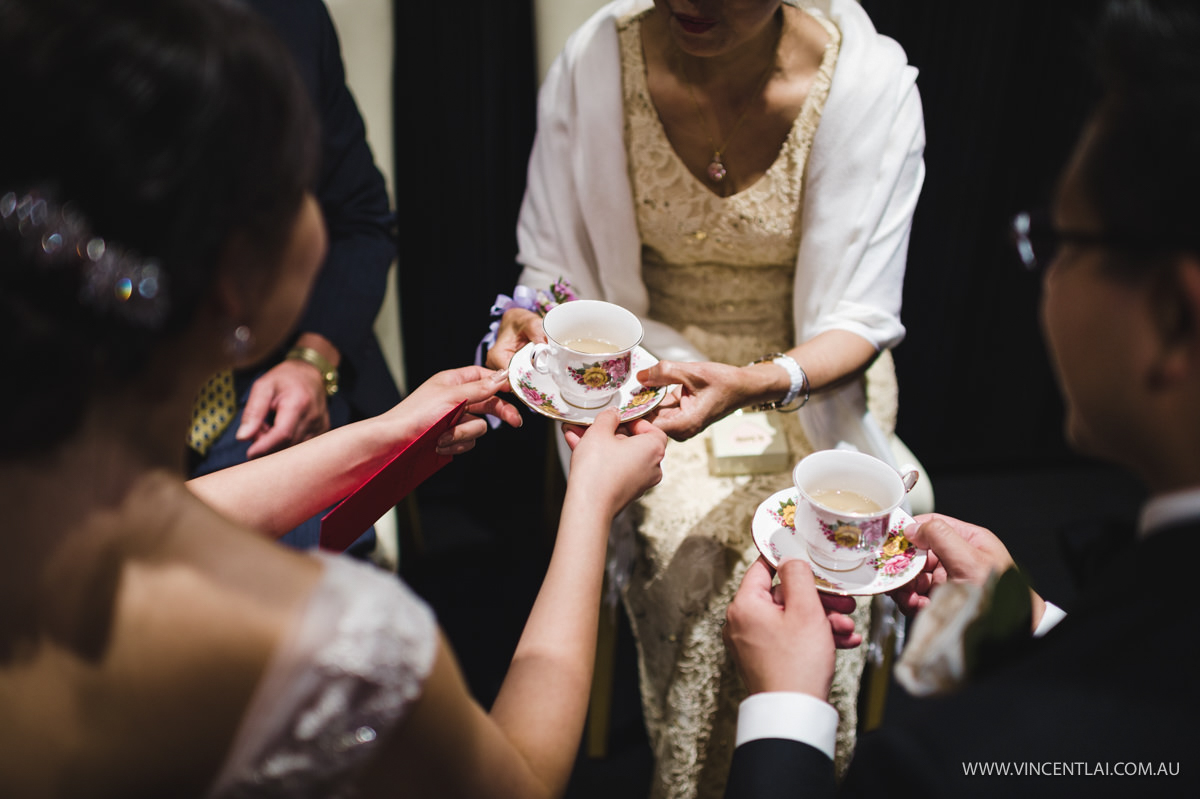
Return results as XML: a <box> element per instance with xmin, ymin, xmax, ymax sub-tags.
<box><xmin>792</xmin><ymin>449</ymin><xmax>919</xmax><ymax>571</ymax></box>
<box><xmin>531</xmin><ymin>300</ymin><xmax>644</xmax><ymax>409</ymax></box>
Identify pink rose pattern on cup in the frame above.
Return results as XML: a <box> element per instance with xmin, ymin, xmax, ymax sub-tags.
<box><xmin>566</xmin><ymin>355</ymin><xmax>630</xmax><ymax>392</ymax></box>
<box><xmin>868</xmin><ymin>524</ymin><xmax>917</xmax><ymax>575</ymax></box>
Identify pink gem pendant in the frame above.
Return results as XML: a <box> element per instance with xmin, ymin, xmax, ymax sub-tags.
<box><xmin>707</xmin><ymin>156</ymin><xmax>727</xmax><ymax>182</ymax></box>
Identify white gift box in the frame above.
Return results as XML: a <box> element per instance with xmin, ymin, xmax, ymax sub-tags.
<box><xmin>707</xmin><ymin>410</ymin><xmax>792</xmax><ymax>476</ymax></box>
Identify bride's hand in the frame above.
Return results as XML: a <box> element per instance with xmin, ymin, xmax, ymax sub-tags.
<box><xmin>382</xmin><ymin>366</ymin><xmax>522</xmax><ymax>456</ymax></box>
<box><xmin>562</xmin><ymin>410</ymin><xmax>666</xmax><ymax>514</ymax></box>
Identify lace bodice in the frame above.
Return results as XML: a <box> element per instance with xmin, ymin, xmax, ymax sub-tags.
<box><xmin>615</xmin><ymin>9</ymin><xmax>871</xmax><ymax>799</ymax></box>
<box><xmin>206</xmin><ymin>554</ymin><xmax>437</xmax><ymax>798</ymax></box>
<box><xmin>620</xmin><ymin>7</ymin><xmax>840</xmax><ymax>366</ymax></box>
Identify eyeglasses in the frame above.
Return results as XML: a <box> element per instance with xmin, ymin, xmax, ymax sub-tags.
<box><xmin>1010</xmin><ymin>210</ymin><xmax>1177</xmax><ymax>274</ymax></box>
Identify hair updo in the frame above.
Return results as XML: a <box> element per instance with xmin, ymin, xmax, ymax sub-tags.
<box><xmin>0</xmin><ymin>0</ymin><xmax>318</xmax><ymax>457</ymax></box>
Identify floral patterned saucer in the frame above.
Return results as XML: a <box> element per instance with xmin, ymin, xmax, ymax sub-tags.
<box><xmin>508</xmin><ymin>342</ymin><xmax>667</xmax><ymax>425</ymax></box>
<box><xmin>750</xmin><ymin>487</ymin><xmax>927</xmax><ymax>596</ymax></box>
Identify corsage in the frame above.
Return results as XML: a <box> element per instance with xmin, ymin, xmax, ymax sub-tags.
<box><xmin>476</xmin><ymin>278</ymin><xmax>578</xmax><ymax>428</ymax></box>
<box><xmin>475</xmin><ymin>277</ymin><xmax>578</xmax><ymax>365</ymax></box>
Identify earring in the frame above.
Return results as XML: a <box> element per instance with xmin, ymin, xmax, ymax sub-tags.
<box><xmin>226</xmin><ymin>324</ymin><xmax>254</xmax><ymax>360</ymax></box>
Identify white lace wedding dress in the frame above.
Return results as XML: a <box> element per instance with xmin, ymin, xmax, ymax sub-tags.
<box><xmin>205</xmin><ymin>553</ymin><xmax>437</xmax><ymax>798</ymax></box>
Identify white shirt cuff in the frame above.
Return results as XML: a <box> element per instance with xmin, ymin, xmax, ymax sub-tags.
<box><xmin>1034</xmin><ymin>601</ymin><xmax>1067</xmax><ymax>638</ymax></box>
<box><xmin>735</xmin><ymin>692</ymin><xmax>839</xmax><ymax>761</ymax></box>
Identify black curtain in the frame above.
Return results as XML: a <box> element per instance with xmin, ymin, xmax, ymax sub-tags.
<box><xmin>391</xmin><ymin>0</ymin><xmax>542</xmax><ymax>516</ymax></box>
<box><xmin>390</xmin><ymin>1</ymin><xmax>547</xmax><ymax>704</ymax></box>
<box><xmin>393</xmin><ymin>2</ymin><xmax>538</xmax><ymax>385</ymax></box>
<box><xmin>861</xmin><ymin>0</ymin><xmax>1107</xmax><ymax>473</ymax></box>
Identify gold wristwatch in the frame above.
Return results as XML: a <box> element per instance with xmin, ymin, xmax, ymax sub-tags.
<box><xmin>286</xmin><ymin>346</ymin><xmax>339</xmax><ymax>396</ymax></box>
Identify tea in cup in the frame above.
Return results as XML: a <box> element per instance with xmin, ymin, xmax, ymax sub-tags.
<box><xmin>531</xmin><ymin>300</ymin><xmax>644</xmax><ymax>409</ymax></box>
<box><xmin>792</xmin><ymin>449</ymin><xmax>918</xmax><ymax>571</ymax></box>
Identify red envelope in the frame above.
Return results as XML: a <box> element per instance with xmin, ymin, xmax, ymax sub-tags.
<box><xmin>319</xmin><ymin>401</ymin><xmax>467</xmax><ymax>553</ymax></box>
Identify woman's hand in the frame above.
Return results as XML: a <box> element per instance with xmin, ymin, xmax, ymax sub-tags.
<box><xmin>637</xmin><ymin>360</ymin><xmax>784</xmax><ymax>441</ymax></box>
<box><xmin>383</xmin><ymin>366</ymin><xmax>523</xmax><ymax>456</ymax></box>
<box><xmin>562</xmin><ymin>409</ymin><xmax>666</xmax><ymax>516</ymax></box>
<box><xmin>485</xmin><ymin>308</ymin><xmax>546</xmax><ymax>370</ymax></box>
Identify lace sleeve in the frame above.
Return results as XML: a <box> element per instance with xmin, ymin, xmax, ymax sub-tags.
<box><xmin>207</xmin><ymin>553</ymin><xmax>438</xmax><ymax>798</ymax></box>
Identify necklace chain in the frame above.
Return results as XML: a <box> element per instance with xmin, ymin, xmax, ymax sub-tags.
<box><xmin>679</xmin><ymin>21</ymin><xmax>782</xmax><ymax>185</ymax></box>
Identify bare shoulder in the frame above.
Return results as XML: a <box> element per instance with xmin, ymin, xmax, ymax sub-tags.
<box><xmin>0</xmin><ymin>500</ymin><xmax>324</xmax><ymax>798</ymax></box>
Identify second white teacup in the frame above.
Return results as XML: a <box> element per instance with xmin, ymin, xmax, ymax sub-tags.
<box><xmin>531</xmin><ymin>300</ymin><xmax>644</xmax><ymax>409</ymax></box>
<box><xmin>793</xmin><ymin>449</ymin><xmax>917</xmax><ymax>571</ymax></box>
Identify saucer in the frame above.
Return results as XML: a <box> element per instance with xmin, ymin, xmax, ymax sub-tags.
<box><xmin>751</xmin><ymin>487</ymin><xmax>927</xmax><ymax>596</ymax></box>
<box><xmin>508</xmin><ymin>342</ymin><xmax>667</xmax><ymax>425</ymax></box>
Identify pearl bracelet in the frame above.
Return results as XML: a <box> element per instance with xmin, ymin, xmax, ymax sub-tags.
<box><xmin>748</xmin><ymin>352</ymin><xmax>809</xmax><ymax>413</ymax></box>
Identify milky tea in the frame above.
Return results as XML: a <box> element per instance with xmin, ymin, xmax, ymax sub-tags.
<box><xmin>565</xmin><ymin>337</ymin><xmax>617</xmax><ymax>354</ymax></box>
<box><xmin>532</xmin><ymin>300</ymin><xmax>644</xmax><ymax>409</ymax></box>
<box><xmin>808</xmin><ymin>488</ymin><xmax>883</xmax><ymax>514</ymax></box>
<box><xmin>793</xmin><ymin>449</ymin><xmax>908</xmax><ymax>570</ymax></box>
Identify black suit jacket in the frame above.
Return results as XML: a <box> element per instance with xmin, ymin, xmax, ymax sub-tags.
<box><xmin>726</xmin><ymin>523</ymin><xmax>1200</xmax><ymax>798</ymax></box>
<box><xmin>243</xmin><ymin>0</ymin><xmax>400</xmax><ymax>419</ymax></box>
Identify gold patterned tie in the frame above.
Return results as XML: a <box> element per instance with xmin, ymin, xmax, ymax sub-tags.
<box><xmin>187</xmin><ymin>369</ymin><xmax>237</xmax><ymax>455</ymax></box>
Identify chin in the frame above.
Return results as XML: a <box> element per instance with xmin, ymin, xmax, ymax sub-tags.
<box><xmin>1064</xmin><ymin>416</ymin><xmax>1123</xmax><ymax>468</ymax></box>
<box><xmin>1063</xmin><ymin>412</ymin><xmax>1097</xmax><ymax>455</ymax></box>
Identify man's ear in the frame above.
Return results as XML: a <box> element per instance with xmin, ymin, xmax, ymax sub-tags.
<box><xmin>1150</xmin><ymin>255</ymin><xmax>1200</xmax><ymax>386</ymax></box>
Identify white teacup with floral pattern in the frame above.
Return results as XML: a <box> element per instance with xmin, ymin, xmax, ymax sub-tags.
<box><xmin>792</xmin><ymin>449</ymin><xmax>919</xmax><ymax>571</ymax></box>
<box><xmin>531</xmin><ymin>300</ymin><xmax>643</xmax><ymax>409</ymax></box>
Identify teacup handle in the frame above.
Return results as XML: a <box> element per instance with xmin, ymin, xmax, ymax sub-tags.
<box><xmin>900</xmin><ymin>469</ymin><xmax>920</xmax><ymax>494</ymax></box>
<box><xmin>531</xmin><ymin>343</ymin><xmax>553</xmax><ymax>375</ymax></box>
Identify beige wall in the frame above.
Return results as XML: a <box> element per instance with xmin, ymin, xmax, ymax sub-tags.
<box><xmin>533</xmin><ymin>0</ymin><xmax>606</xmax><ymax>80</ymax></box>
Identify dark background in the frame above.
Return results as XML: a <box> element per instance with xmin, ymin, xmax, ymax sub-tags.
<box><xmin>389</xmin><ymin>2</ymin><xmax>1146</xmax><ymax>795</ymax></box>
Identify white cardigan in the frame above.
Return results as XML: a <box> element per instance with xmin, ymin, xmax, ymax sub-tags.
<box><xmin>514</xmin><ymin>0</ymin><xmax>925</xmax><ymax>460</ymax></box>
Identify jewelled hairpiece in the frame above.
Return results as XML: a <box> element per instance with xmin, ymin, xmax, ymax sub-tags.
<box><xmin>0</xmin><ymin>190</ymin><xmax>169</xmax><ymax>328</ymax></box>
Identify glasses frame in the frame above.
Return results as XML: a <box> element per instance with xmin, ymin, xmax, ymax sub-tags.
<box><xmin>1009</xmin><ymin>210</ymin><xmax>1180</xmax><ymax>274</ymax></box>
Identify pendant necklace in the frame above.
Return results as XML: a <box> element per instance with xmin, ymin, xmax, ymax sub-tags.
<box><xmin>680</xmin><ymin>24</ymin><xmax>781</xmax><ymax>185</ymax></box>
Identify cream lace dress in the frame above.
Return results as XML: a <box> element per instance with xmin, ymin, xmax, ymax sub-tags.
<box><xmin>618</xmin><ymin>8</ymin><xmax>894</xmax><ymax>799</ymax></box>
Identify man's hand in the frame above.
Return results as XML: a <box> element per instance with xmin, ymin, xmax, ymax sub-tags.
<box><xmin>724</xmin><ymin>558</ymin><xmax>846</xmax><ymax>698</ymax></box>
<box><xmin>889</xmin><ymin>513</ymin><xmax>1047</xmax><ymax>631</ymax></box>
<box><xmin>237</xmin><ymin>359</ymin><xmax>330</xmax><ymax>458</ymax></box>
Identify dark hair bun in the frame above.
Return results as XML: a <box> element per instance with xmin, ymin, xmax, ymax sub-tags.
<box><xmin>0</xmin><ymin>0</ymin><xmax>317</xmax><ymax>458</ymax></box>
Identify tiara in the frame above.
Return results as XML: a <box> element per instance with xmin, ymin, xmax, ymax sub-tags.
<box><xmin>1</xmin><ymin>190</ymin><xmax>169</xmax><ymax>328</ymax></box>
